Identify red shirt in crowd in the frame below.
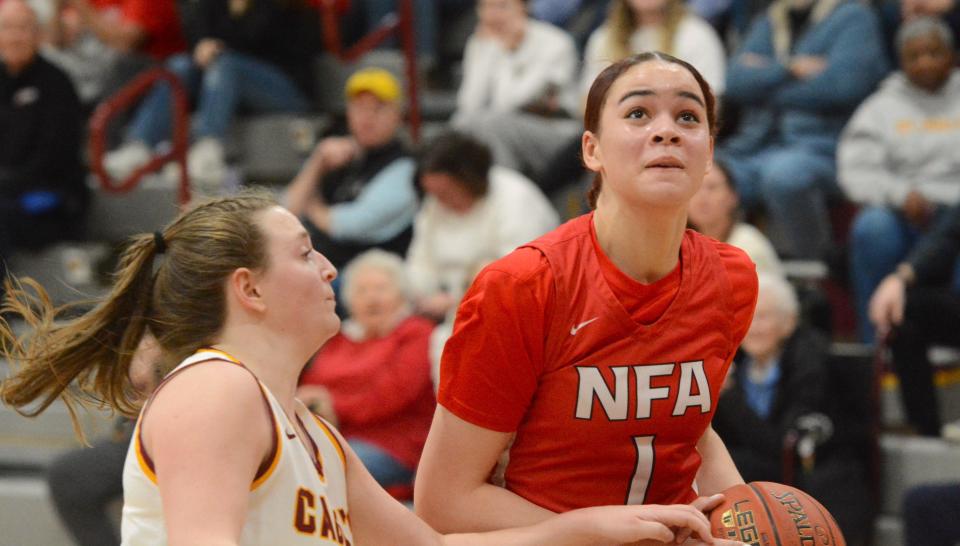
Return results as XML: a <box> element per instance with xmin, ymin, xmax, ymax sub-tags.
<box><xmin>300</xmin><ymin>315</ymin><xmax>437</xmax><ymax>471</ymax></box>
<box><xmin>96</xmin><ymin>0</ymin><xmax>186</xmax><ymax>60</ymax></box>
<box><xmin>438</xmin><ymin>213</ymin><xmax>758</xmax><ymax>511</ymax></box>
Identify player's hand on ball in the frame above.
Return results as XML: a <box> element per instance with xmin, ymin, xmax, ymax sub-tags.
<box><xmin>572</xmin><ymin>503</ymin><xmax>717</xmax><ymax>545</ymax></box>
<box><xmin>672</xmin><ymin>494</ymin><xmax>734</xmax><ymax>545</ymax></box>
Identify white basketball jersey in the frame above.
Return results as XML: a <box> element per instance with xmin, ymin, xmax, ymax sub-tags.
<box><xmin>121</xmin><ymin>349</ymin><xmax>354</xmax><ymax>545</ymax></box>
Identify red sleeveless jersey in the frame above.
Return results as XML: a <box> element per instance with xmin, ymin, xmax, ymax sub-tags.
<box><xmin>438</xmin><ymin>213</ymin><xmax>757</xmax><ymax>512</ymax></box>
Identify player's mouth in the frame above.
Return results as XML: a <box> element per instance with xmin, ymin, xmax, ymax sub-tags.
<box><xmin>645</xmin><ymin>156</ymin><xmax>685</xmax><ymax>170</ymax></box>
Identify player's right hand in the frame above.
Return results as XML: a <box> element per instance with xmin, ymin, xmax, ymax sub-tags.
<box><xmin>569</xmin><ymin>503</ymin><xmax>729</xmax><ymax>545</ymax></box>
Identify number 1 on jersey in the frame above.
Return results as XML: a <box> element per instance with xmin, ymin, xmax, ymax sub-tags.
<box><xmin>627</xmin><ymin>435</ymin><xmax>654</xmax><ymax>504</ymax></box>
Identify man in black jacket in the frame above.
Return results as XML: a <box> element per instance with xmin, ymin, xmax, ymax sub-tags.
<box><xmin>870</xmin><ymin>202</ymin><xmax>960</xmax><ymax>437</ymax></box>
<box><xmin>0</xmin><ymin>0</ymin><xmax>86</xmax><ymax>284</ymax></box>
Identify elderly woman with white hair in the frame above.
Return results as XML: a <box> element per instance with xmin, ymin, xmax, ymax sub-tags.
<box><xmin>713</xmin><ymin>273</ymin><xmax>877</xmax><ymax>539</ymax></box>
<box><xmin>712</xmin><ymin>273</ymin><xmax>829</xmax><ymax>482</ymax></box>
<box><xmin>297</xmin><ymin>249</ymin><xmax>436</xmax><ymax>490</ymax></box>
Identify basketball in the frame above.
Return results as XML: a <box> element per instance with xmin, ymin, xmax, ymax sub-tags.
<box><xmin>709</xmin><ymin>481</ymin><xmax>845</xmax><ymax>546</ymax></box>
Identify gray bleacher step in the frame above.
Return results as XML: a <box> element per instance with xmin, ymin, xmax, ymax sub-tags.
<box><xmin>874</xmin><ymin>514</ymin><xmax>904</xmax><ymax>546</ymax></box>
<box><xmin>6</xmin><ymin>242</ymin><xmax>111</xmax><ymax>307</ymax></box>
<box><xmin>230</xmin><ymin>114</ymin><xmax>331</xmax><ymax>184</ymax></box>
<box><xmin>0</xmin><ymin>476</ymin><xmax>74</xmax><ymax>546</ymax></box>
<box><xmin>880</xmin><ymin>434</ymin><xmax>960</xmax><ymax>516</ymax></box>
<box><xmin>0</xmin><ymin>391</ymin><xmax>116</xmax><ymax>469</ymax></box>
<box><xmin>85</xmin><ymin>173</ymin><xmax>180</xmax><ymax>242</ymax></box>
<box><xmin>880</xmin><ymin>370</ymin><xmax>960</xmax><ymax>429</ymax></box>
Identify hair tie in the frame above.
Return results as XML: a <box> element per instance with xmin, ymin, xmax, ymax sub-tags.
<box><xmin>153</xmin><ymin>231</ymin><xmax>167</xmax><ymax>254</ymax></box>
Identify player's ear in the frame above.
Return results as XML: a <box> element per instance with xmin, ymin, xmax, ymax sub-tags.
<box><xmin>582</xmin><ymin>130</ymin><xmax>602</xmax><ymax>172</ymax></box>
<box><xmin>229</xmin><ymin>267</ymin><xmax>266</xmax><ymax>314</ymax></box>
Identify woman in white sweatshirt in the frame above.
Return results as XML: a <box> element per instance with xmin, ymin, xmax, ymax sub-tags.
<box><xmin>451</xmin><ymin>0</ymin><xmax>581</xmax><ymax>182</ymax></box>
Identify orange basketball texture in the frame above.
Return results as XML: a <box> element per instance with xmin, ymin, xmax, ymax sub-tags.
<box><xmin>709</xmin><ymin>481</ymin><xmax>845</xmax><ymax>546</ymax></box>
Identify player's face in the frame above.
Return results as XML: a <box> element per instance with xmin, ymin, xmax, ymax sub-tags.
<box><xmin>420</xmin><ymin>172</ymin><xmax>479</xmax><ymax>214</ymax></box>
<box><xmin>741</xmin><ymin>293</ymin><xmax>793</xmax><ymax>359</ymax></box>
<box><xmin>582</xmin><ymin>61</ymin><xmax>713</xmax><ymax>211</ymax></box>
<box><xmin>348</xmin><ymin>266</ymin><xmax>406</xmax><ymax>337</ymax></box>
<box><xmin>687</xmin><ymin>166</ymin><xmax>737</xmax><ymax>232</ymax></box>
<box><xmin>254</xmin><ymin>206</ymin><xmax>340</xmax><ymax>346</ymax></box>
<box><xmin>901</xmin><ymin>31</ymin><xmax>954</xmax><ymax>93</ymax></box>
<box><xmin>347</xmin><ymin>92</ymin><xmax>401</xmax><ymax>150</ymax></box>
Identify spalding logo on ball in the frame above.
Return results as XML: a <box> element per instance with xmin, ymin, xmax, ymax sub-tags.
<box><xmin>710</xmin><ymin>481</ymin><xmax>845</xmax><ymax>546</ymax></box>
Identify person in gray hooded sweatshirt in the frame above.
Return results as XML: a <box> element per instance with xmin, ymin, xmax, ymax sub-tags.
<box><xmin>838</xmin><ymin>15</ymin><xmax>960</xmax><ymax>343</ymax></box>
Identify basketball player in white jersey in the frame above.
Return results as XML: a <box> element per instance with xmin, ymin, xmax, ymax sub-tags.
<box><xmin>1</xmin><ymin>192</ymin><xmax>736</xmax><ymax>545</ymax></box>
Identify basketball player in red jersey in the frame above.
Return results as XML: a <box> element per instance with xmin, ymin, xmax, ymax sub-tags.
<box><xmin>415</xmin><ymin>52</ymin><xmax>758</xmax><ymax>542</ymax></box>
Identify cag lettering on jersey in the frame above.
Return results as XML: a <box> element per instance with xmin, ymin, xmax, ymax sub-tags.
<box><xmin>294</xmin><ymin>487</ymin><xmax>351</xmax><ymax>544</ymax></box>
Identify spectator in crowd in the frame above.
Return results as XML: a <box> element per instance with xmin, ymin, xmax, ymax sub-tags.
<box><xmin>284</xmin><ymin>67</ymin><xmax>417</xmax><ymax>271</ymax></box>
<box><xmin>903</xmin><ymin>482</ymin><xmax>960</xmax><ymax>545</ymax></box>
<box><xmin>0</xmin><ymin>0</ymin><xmax>86</xmax><ymax>286</ymax></box>
<box><xmin>688</xmin><ymin>160</ymin><xmax>784</xmax><ymax>276</ymax></box>
<box><xmin>581</xmin><ymin>0</ymin><xmax>726</xmax><ymax>96</ymax></box>
<box><xmin>46</xmin><ymin>334</ymin><xmax>161</xmax><ymax>546</ymax></box>
<box><xmin>408</xmin><ymin>131</ymin><xmax>559</xmax><ymax>321</ymax></box>
<box><xmin>407</xmin><ymin>132</ymin><xmax>559</xmax><ymax>379</ymax></box>
<box><xmin>34</xmin><ymin>0</ymin><xmax>119</xmax><ymax>109</ymax></box>
<box><xmin>870</xmin><ymin>202</ymin><xmax>960</xmax><ymax>438</ymax></box>
<box><xmin>839</xmin><ymin>16</ymin><xmax>960</xmax><ymax>344</ymax></box>
<box><xmin>713</xmin><ymin>272</ymin><xmax>871</xmax><ymax>539</ymax></box>
<box><xmin>33</xmin><ymin>0</ymin><xmax>186</xmax><ymax>113</ymax></box>
<box><xmin>713</xmin><ymin>273</ymin><xmax>827</xmax><ymax>482</ymax></box>
<box><xmin>297</xmin><ymin>250</ymin><xmax>436</xmax><ymax>489</ymax></box>
<box><xmin>68</xmin><ymin>0</ymin><xmax>186</xmax><ymax>61</ymax></box>
<box><xmin>105</xmin><ymin>0</ymin><xmax>318</xmax><ymax>189</ymax></box>
<box><xmin>719</xmin><ymin>0</ymin><xmax>888</xmax><ymax>260</ymax></box>
<box><xmin>451</xmin><ymin>0</ymin><xmax>580</xmax><ymax>183</ymax></box>
<box><xmin>878</xmin><ymin>0</ymin><xmax>960</xmax><ymax>64</ymax></box>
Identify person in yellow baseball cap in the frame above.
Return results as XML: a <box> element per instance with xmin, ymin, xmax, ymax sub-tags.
<box><xmin>344</xmin><ymin>67</ymin><xmax>402</xmax><ymax>104</ymax></box>
<box><xmin>284</xmin><ymin>66</ymin><xmax>415</xmax><ymax>271</ymax></box>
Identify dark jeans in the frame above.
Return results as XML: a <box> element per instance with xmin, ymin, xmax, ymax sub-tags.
<box><xmin>904</xmin><ymin>483</ymin><xmax>960</xmax><ymax>546</ymax></box>
<box><xmin>47</xmin><ymin>426</ymin><xmax>131</xmax><ymax>546</ymax></box>
<box><xmin>890</xmin><ymin>287</ymin><xmax>960</xmax><ymax>436</ymax></box>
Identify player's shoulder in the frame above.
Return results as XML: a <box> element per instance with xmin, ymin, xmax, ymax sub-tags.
<box><xmin>687</xmin><ymin>230</ymin><xmax>756</xmax><ymax>277</ymax></box>
<box><xmin>477</xmin><ymin>246</ymin><xmax>552</xmax><ymax>286</ymax></box>
<box><xmin>144</xmin><ymin>359</ymin><xmax>267</xmax><ymax>438</ymax></box>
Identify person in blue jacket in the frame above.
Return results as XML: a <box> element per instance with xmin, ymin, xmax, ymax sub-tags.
<box><xmin>719</xmin><ymin>0</ymin><xmax>888</xmax><ymax>259</ymax></box>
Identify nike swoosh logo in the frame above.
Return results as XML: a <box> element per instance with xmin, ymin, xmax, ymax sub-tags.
<box><xmin>570</xmin><ymin>317</ymin><xmax>599</xmax><ymax>335</ymax></box>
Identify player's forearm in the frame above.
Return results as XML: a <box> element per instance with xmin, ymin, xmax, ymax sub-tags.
<box><xmin>416</xmin><ymin>481</ymin><xmax>555</xmax><ymax>534</ymax></box>
<box><xmin>695</xmin><ymin>425</ymin><xmax>744</xmax><ymax>494</ymax></box>
<box><xmin>441</xmin><ymin>509</ymin><xmax>610</xmax><ymax>546</ymax></box>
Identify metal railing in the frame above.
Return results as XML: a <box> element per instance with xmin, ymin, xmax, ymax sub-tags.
<box><xmin>88</xmin><ymin>67</ymin><xmax>191</xmax><ymax>205</ymax></box>
<box><xmin>87</xmin><ymin>0</ymin><xmax>421</xmax><ymax>205</ymax></box>
<box><xmin>316</xmin><ymin>0</ymin><xmax>421</xmax><ymax>140</ymax></box>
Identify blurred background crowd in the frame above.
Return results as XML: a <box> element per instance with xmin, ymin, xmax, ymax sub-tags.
<box><xmin>2</xmin><ymin>0</ymin><xmax>960</xmax><ymax>544</ymax></box>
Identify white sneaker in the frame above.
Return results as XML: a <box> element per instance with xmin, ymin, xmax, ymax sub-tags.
<box><xmin>188</xmin><ymin>138</ymin><xmax>227</xmax><ymax>195</ymax></box>
<box><xmin>104</xmin><ymin>141</ymin><xmax>150</xmax><ymax>179</ymax></box>
<box><xmin>943</xmin><ymin>419</ymin><xmax>960</xmax><ymax>443</ymax></box>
